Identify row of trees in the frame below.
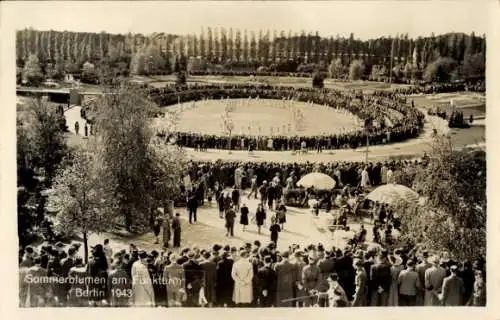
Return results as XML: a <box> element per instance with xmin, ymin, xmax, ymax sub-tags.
<box><xmin>17</xmin><ymin>28</ymin><xmax>485</xmax><ymax>82</ymax></box>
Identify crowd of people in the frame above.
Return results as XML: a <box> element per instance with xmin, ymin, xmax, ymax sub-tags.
<box><xmin>149</xmin><ymin>84</ymin><xmax>425</xmax><ymax>151</ymax></box>
<box><xmin>390</xmin><ymin>81</ymin><xmax>485</xmax><ymax>95</ymax></box>
<box><xmin>19</xmin><ymin>235</ymin><xmax>486</xmax><ymax>307</ymax></box>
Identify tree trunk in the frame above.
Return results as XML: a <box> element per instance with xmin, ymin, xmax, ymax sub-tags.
<box><xmin>83</xmin><ymin>231</ymin><xmax>89</xmax><ymax>264</ymax></box>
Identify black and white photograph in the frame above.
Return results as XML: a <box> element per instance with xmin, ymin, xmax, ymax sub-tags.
<box><xmin>2</xmin><ymin>0</ymin><xmax>494</xmax><ymax>310</ymax></box>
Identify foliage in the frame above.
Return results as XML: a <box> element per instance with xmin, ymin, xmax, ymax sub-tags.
<box><xmin>17</xmin><ymin>98</ymin><xmax>69</xmax><ymax>247</ymax></box>
<box><xmin>423</xmin><ymin>57</ymin><xmax>458</xmax><ymax>83</ymax></box>
<box><xmin>17</xmin><ymin>98</ymin><xmax>68</xmax><ymax>185</ymax></box>
<box><xmin>349</xmin><ymin>60</ymin><xmax>365</xmax><ymax>80</ymax></box>
<box><xmin>17</xmin><ymin>29</ymin><xmax>485</xmax><ymax>82</ymax></box>
<box><xmin>94</xmin><ymin>84</ymin><xmax>186</xmax><ymax>232</ymax></box>
<box><xmin>396</xmin><ymin>136</ymin><xmax>486</xmax><ymax>261</ymax></box>
<box><xmin>328</xmin><ymin>58</ymin><xmax>344</xmax><ymax>79</ymax></box>
<box><xmin>46</xmin><ymin>146</ymin><xmax>117</xmax><ymax>262</ymax></box>
<box><xmin>81</xmin><ymin>61</ymin><xmax>99</xmax><ymax>84</ymax></box>
<box><xmin>312</xmin><ymin>71</ymin><xmax>325</xmax><ymax>88</ymax></box>
<box><xmin>22</xmin><ymin>54</ymin><xmax>43</xmax><ymax>86</ymax></box>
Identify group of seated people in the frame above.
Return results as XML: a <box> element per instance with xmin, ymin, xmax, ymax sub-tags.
<box><xmin>18</xmin><ymin>237</ymin><xmax>486</xmax><ymax>307</ymax></box>
<box><xmin>148</xmin><ymin>84</ymin><xmax>425</xmax><ymax>151</ymax></box>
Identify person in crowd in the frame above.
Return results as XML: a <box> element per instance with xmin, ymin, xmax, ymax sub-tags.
<box><xmin>74</xmin><ymin>121</ymin><xmax>79</xmax><ymax>135</ymax></box>
<box><xmin>257</xmin><ymin>256</ymin><xmax>277</xmax><ymax>307</ymax></box>
<box><xmin>217</xmin><ymin>191</ymin><xmax>225</xmax><ymax>219</ymax></box>
<box><xmin>370</xmin><ymin>250</ymin><xmax>392</xmax><ymax>307</ymax></box>
<box><xmin>60</xmin><ymin>246</ymin><xmax>77</xmax><ymax>304</ymax></box>
<box><xmin>199</xmin><ymin>251</ymin><xmax>217</xmax><ymax>307</ymax></box>
<box><xmin>24</xmin><ymin>257</ymin><xmax>48</xmax><ymax>307</ymax></box>
<box><xmin>398</xmin><ymin>259</ymin><xmax>421</xmax><ymax>306</ymax></box>
<box><xmin>67</xmin><ymin>257</ymin><xmax>89</xmax><ymax>307</ymax></box>
<box><xmin>275</xmin><ymin>251</ymin><xmax>296</xmax><ymax>307</ymax></box>
<box><xmin>87</xmin><ymin>245</ymin><xmax>108</xmax><ymax>305</ymax></box>
<box><xmin>352</xmin><ymin>258</ymin><xmax>368</xmax><ymax>306</ymax></box>
<box><xmin>187</xmin><ymin>191</ymin><xmax>199</xmax><ymax>224</ymax></box>
<box><xmin>232</xmin><ymin>250</ymin><xmax>254</xmax><ymax>307</ymax></box>
<box><xmin>216</xmin><ymin>252</ymin><xmax>235</xmax><ymax>307</ymax></box>
<box><xmin>259</xmin><ymin>181</ymin><xmax>268</xmax><ymax>207</ymax></box>
<box><xmin>153</xmin><ymin>219</ymin><xmax>162</xmax><ymax>244</ymax></box>
<box><xmin>162</xmin><ymin>217</ymin><xmax>171</xmax><ymax>249</ymax></box>
<box><xmin>269</xmin><ymin>216</ymin><xmax>282</xmax><ymax>246</ymax></box>
<box><xmin>103</xmin><ymin>239</ymin><xmax>113</xmax><ymax>266</ymax></box>
<box><xmin>302</xmin><ymin>253</ymin><xmax>321</xmax><ymax>307</ymax></box>
<box><xmin>108</xmin><ymin>255</ymin><xmax>132</xmax><ymax>307</ymax></box>
<box><xmin>276</xmin><ymin>200</ymin><xmax>287</xmax><ymax>231</ymax></box>
<box><xmin>232</xmin><ymin>187</ymin><xmax>241</xmax><ymax>211</ymax></box>
<box><xmin>240</xmin><ymin>203</ymin><xmax>249</xmax><ymax>231</ymax></box>
<box><xmin>131</xmin><ymin>250</ymin><xmax>155</xmax><ymax>307</ymax></box>
<box><xmin>163</xmin><ymin>255</ymin><xmax>186</xmax><ymax>307</ymax></box>
<box><xmin>439</xmin><ymin>265</ymin><xmax>464</xmax><ymax>306</ymax></box>
<box><xmin>325</xmin><ymin>273</ymin><xmax>349</xmax><ymax>306</ymax></box>
<box><xmin>255</xmin><ymin>203</ymin><xmax>267</xmax><ymax>234</ymax></box>
<box><xmin>172</xmin><ymin>213</ymin><xmax>182</xmax><ymax>248</ymax></box>
<box><xmin>183</xmin><ymin>251</ymin><xmax>204</xmax><ymax>307</ymax></box>
<box><xmin>225</xmin><ymin>205</ymin><xmax>237</xmax><ymax>237</ymax></box>
<box><xmin>248</xmin><ymin>175</ymin><xmax>259</xmax><ymax>199</ymax></box>
<box><xmin>416</xmin><ymin>251</ymin><xmax>431</xmax><ymax>306</ymax></box>
<box><xmin>469</xmin><ymin>270</ymin><xmax>486</xmax><ymax>306</ymax></box>
<box><xmin>424</xmin><ymin>255</ymin><xmax>447</xmax><ymax>306</ymax></box>
<box><xmin>388</xmin><ymin>251</ymin><xmax>404</xmax><ymax>306</ymax></box>
<box><xmin>266</xmin><ymin>182</ymin><xmax>277</xmax><ymax>210</ymax></box>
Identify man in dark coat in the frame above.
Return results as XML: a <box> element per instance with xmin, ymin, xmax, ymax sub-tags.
<box><xmin>225</xmin><ymin>206</ymin><xmax>237</xmax><ymax>237</ymax></box>
<box><xmin>60</xmin><ymin>246</ymin><xmax>77</xmax><ymax>304</ymax></box>
<box><xmin>370</xmin><ymin>250</ymin><xmax>392</xmax><ymax>306</ymax></box>
<box><xmin>216</xmin><ymin>252</ymin><xmax>235</xmax><ymax>307</ymax></box>
<box><xmin>275</xmin><ymin>251</ymin><xmax>296</xmax><ymax>307</ymax></box>
<box><xmin>257</xmin><ymin>256</ymin><xmax>277</xmax><ymax>307</ymax></box>
<box><xmin>199</xmin><ymin>252</ymin><xmax>217</xmax><ymax>307</ymax></box>
<box><xmin>172</xmin><ymin>213</ymin><xmax>182</xmax><ymax>248</ymax></box>
<box><xmin>187</xmin><ymin>192</ymin><xmax>198</xmax><ymax>224</ymax></box>
<box><xmin>183</xmin><ymin>252</ymin><xmax>204</xmax><ymax>307</ymax></box>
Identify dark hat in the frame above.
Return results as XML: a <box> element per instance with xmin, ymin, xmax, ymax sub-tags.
<box><xmin>223</xmin><ymin>245</ymin><xmax>230</xmax><ymax>252</ymax></box>
<box><xmin>55</xmin><ymin>242</ymin><xmax>64</xmax><ymax>248</ymax></box>
<box><xmin>213</xmin><ymin>244</ymin><xmax>222</xmax><ymax>252</ymax></box>
<box><xmin>253</xmin><ymin>240</ymin><xmax>261</xmax><ymax>247</ymax></box>
<box><xmin>264</xmin><ymin>256</ymin><xmax>273</xmax><ymax>264</ymax></box>
<box><xmin>138</xmin><ymin>251</ymin><xmax>148</xmax><ymax>259</ymax></box>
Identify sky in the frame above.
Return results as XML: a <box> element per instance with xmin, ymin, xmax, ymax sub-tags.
<box><xmin>2</xmin><ymin>1</ymin><xmax>492</xmax><ymax>39</ymax></box>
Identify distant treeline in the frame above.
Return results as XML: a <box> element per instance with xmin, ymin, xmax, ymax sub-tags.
<box><xmin>16</xmin><ymin>28</ymin><xmax>486</xmax><ymax>84</ymax></box>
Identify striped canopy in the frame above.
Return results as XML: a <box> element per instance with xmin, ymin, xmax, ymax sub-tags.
<box><xmin>366</xmin><ymin>184</ymin><xmax>419</xmax><ymax>206</ymax></box>
<box><xmin>297</xmin><ymin>172</ymin><xmax>336</xmax><ymax>190</ymax></box>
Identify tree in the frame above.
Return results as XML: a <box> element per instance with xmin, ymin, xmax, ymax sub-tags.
<box><xmin>81</xmin><ymin>61</ymin><xmax>99</xmax><ymax>84</ymax></box>
<box><xmin>423</xmin><ymin>57</ymin><xmax>457</xmax><ymax>83</ymax></box>
<box><xmin>20</xmin><ymin>98</ymin><xmax>68</xmax><ymax>185</ymax></box>
<box><xmin>93</xmin><ymin>85</ymin><xmax>184</xmax><ymax>232</ymax></box>
<box><xmin>396</xmin><ymin>137</ymin><xmax>486</xmax><ymax>261</ymax></box>
<box><xmin>349</xmin><ymin>59</ymin><xmax>365</xmax><ymax>80</ymax></box>
<box><xmin>328</xmin><ymin>58</ymin><xmax>343</xmax><ymax>79</ymax></box>
<box><xmin>22</xmin><ymin>54</ymin><xmax>43</xmax><ymax>86</ymax></box>
<box><xmin>46</xmin><ymin>148</ymin><xmax>117</xmax><ymax>263</ymax></box>
<box><xmin>312</xmin><ymin>70</ymin><xmax>325</xmax><ymax>88</ymax></box>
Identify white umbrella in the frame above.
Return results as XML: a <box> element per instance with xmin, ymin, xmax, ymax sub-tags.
<box><xmin>366</xmin><ymin>184</ymin><xmax>419</xmax><ymax>205</ymax></box>
<box><xmin>297</xmin><ymin>172</ymin><xmax>336</xmax><ymax>190</ymax></box>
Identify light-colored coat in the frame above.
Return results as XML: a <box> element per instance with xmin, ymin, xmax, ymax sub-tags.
<box><xmin>131</xmin><ymin>260</ymin><xmax>155</xmax><ymax>307</ymax></box>
<box><xmin>231</xmin><ymin>258</ymin><xmax>254</xmax><ymax>304</ymax></box>
<box><xmin>424</xmin><ymin>265</ymin><xmax>446</xmax><ymax>306</ymax></box>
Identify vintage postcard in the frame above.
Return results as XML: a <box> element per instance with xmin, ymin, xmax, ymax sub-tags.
<box><xmin>1</xmin><ymin>0</ymin><xmax>497</xmax><ymax>317</ymax></box>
